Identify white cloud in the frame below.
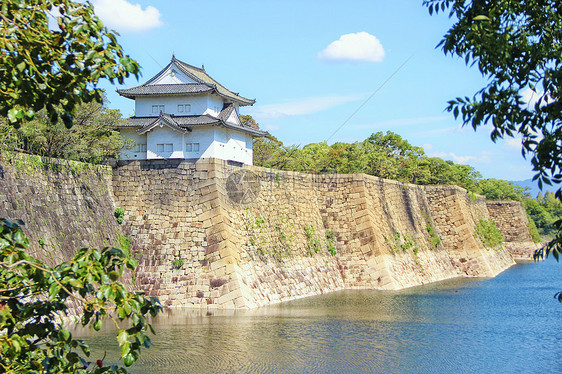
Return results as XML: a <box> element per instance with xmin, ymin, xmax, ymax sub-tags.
<box><xmin>429</xmin><ymin>151</ymin><xmax>477</xmax><ymax>164</ymax></box>
<box><xmin>93</xmin><ymin>0</ymin><xmax>163</xmax><ymax>33</ymax></box>
<box><xmin>318</xmin><ymin>32</ymin><xmax>385</xmax><ymax>63</ymax></box>
<box><xmin>247</xmin><ymin>95</ymin><xmax>361</xmax><ymax>120</ymax></box>
<box><xmin>264</xmin><ymin>124</ymin><xmax>280</xmax><ymax>132</ymax></box>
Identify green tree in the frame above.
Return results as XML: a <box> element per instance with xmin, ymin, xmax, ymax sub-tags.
<box><xmin>0</xmin><ymin>219</ymin><xmax>161</xmax><ymax>372</ymax></box>
<box><xmin>253</xmin><ymin>134</ymin><xmax>287</xmax><ymax>168</ymax></box>
<box><xmin>1</xmin><ymin>0</ymin><xmax>140</xmax><ymax>127</ymax></box>
<box><xmin>0</xmin><ymin>100</ymin><xmax>132</xmax><ymax>163</ymax></box>
<box><xmin>240</xmin><ymin>114</ymin><xmax>260</xmax><ymax>130</ymax></box>
<box><xmin>364</xmin><ymin>131</ymin><xmax>425</xmax><ymax>182</ymax></box>
<box><xmin>474</xmin><ymin>179</ymin><xmax>528</xmax><ymax>201</ymax></box>
<box><xmin>423</xmin><ymin>0</ymin><xmax>562</xmax><ymax>259</ymax></box>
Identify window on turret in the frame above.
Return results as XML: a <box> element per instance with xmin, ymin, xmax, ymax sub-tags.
<box><xmin>152</xmin><ymin>105</ymin><xmax>165</xmax><ymax>114</ymax></box>
<box><xmin>134</xmin><ymin>143</ymin><xmax>147</xmax><ymax>153</ymax></box>
<box><xmin>178</xmin><ymin>104</ymin><xmax>191</xmax><ymax>113</ymax></box>
<box><xmin>186</xmin><ymin>143</ymin><xmax>200</xmax><ymax>152</ymax></box>
<box><xmin>157</xmin><ymin>143</ymin><xmax>173</xmax><ymax>153</ymax></box>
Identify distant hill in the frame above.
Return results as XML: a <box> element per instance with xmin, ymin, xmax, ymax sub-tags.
<box><xmin>511</xmin><ymin>179</ymin><xmax>560</xmax><ymax>199</ymax></box>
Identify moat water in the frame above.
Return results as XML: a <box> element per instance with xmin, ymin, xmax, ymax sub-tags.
<box><xmin>76</xmin><ymin>258</ymin><xmax>562</xmax><ymax>373</ymax></box>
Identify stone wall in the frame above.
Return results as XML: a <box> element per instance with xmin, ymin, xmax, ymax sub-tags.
<box><xmin>487</xmin><ymin>201</ymin><xmax>537</xmax><ymax>261</ymax></box>
<box><xmin>0</xmin><ymin>154</ymin><xmax>537</xmax><ymax>309</ymax></box>
<box><xmin>0</xmin><ymin>154</ymin><xmax>124</xmax><ymax>266</ymax></box>
<box><xmin>111</xmin><ymin>159</ymin><xmax>536</xmax><ymax>309</ymax></box>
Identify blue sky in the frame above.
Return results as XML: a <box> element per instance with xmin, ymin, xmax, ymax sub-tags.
<box><xmin>92</xmin><ymin>0</ymin><xmax>535</xmax><ymax>181</ymax></box>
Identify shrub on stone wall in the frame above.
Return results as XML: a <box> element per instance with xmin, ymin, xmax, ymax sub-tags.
<box><xmin>474</xmin><ymin>219</ymin><xmax>504</xmax><ymax>248</ymax></box>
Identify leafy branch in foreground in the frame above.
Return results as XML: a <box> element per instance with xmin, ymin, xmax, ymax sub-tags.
<box><xmin>0</xmin><ymin>218</ymin><xmax>162</xmax><ymax>373</ymax></box>
<box><xmin>0</xmin><ymin>0</ymin><xmax>140</xmax><ymax>128</ymax></box>
<box><xmin>424</xmin><ymin>0</ymin><xmax>562</xmax><ymax>293</ymax></box>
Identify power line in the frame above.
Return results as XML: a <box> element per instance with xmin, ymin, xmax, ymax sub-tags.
<box><xmin>325</xmin><ymin>54</ymin><xmax>415</xmax><ymax>143</ymax></box>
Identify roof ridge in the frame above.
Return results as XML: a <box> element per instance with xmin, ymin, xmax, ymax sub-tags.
<box><xmin>173</xmin><ymin>56</ymin><xmax>205</xmax><ymax>73</ymax></box>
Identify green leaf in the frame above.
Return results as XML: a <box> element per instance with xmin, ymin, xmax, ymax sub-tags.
<box><xmin>108</xmin><ymin>270</ymin><xmax>120</xmax><ymax>281</ymax></box>
<box><xmin>123</xmin><ymin>353</ymin><xmax>136</xmax><ymax>367</ymax></box>
<box><xmin>49</xmin><ymin>283</ymin><xmax>61</xmax><ymax>298</ymax></box>
<box><xmin>117</xmin><ymin>330</ymin><xmax>129</xmax><ymax>345</ymax></box>
<box><xmin>58</xmin><ymin>329</ymin><xmax>71</xmax><ymax>342</ymax></box>
<box><xmin>69</xmin><ymin>279</ymin><xmax>82</xmax><ymax>288</ymax></box>
<box><xmin>473</xmin><ymin>15</ymin><xmax>490</xmax><ymax>22</ymax></box>
<box><xmin>7</xmin><ymin>108</ymin><xmax>21</xmax><ymax>123</ymax></box>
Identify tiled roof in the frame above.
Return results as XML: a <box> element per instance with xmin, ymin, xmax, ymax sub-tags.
<box><xmin>218</xmin><ymin>103</ymin><xmax>236</xmax><ymax>122</ymax></box>
<box><xmin>172</xmin><ymin>58</ymin><xmax>255</xmax><ymax>106</ymax></box>
<box><xmin>117</xmin><ymin>83</ymin><xmax>213</xmax><ymax>98</ymax></box>
<box><xmin>116</xmin><ymin>111</ymin><xmax>268</xmax><ymax>137</ymax></box>
<box><xmin>116</xmin><ymin>115</ymin><xmax>221</xmax><ymax>128</ymax></box>
<box><xmin>118</xmin><ymin>56</ymin><xmax>255</xmax><ymax>106</ymax></box>
<box><xmin>137</xmin><ymin>113</ymin><xmax>191</xmax><ymax>135</ymax></box>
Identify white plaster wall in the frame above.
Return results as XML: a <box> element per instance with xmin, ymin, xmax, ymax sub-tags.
<box><xmin>148</xmin><ymin>63</ymin><xmax>197</xmax><ymax>85</ymax></box>
<box><xmin>226</xmin><ymin>109</ymin><xmax>241</xmax><ymax>126</ymax></box>
<box><xmin>146</xmin><ymin>127</ymin><xmax>185</xmax><ymax>159</ymax></box>
<box><xmin>119</xmin><ymin>128</ymin><xmax>147</xmax><ymax>160</ymax></box>
<box><xmin>120</xmin><ymin>125</ymin><xmax>253</xmax><ymax>164</ymax></box>
<box><xmin>185</xmin><ymin>127</ymin><xmax>214</xmax><ymax>159</ymax></box>
<box><xmin>203</xmin><ymin>95</ymin><xmax>224</xmax><ymax>118</ymax></box>
<box><xmin>210</xmin><ymin>128</ymin><xmax>252</xmax><ymax>165</ymax></box>
<box><xmin>135</xmin><ymin>95</ymin><xmax>213</xmax><ymax>117</ymax></box>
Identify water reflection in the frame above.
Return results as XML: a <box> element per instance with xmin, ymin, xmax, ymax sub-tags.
<box><xmin>76</xmin><ymin>260</ymin><xmax>562</xmax><ymax>373</ymax></box>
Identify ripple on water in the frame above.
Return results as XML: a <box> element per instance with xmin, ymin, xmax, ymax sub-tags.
<box><xmin>75</xmin><ymin>260</ymin><xmax>562</xmax><ymax>373</ymax></box>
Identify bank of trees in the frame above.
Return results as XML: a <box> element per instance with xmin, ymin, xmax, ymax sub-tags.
<box><xmin>0</xmin><ymin>100</ymin><xmax>131</xmax><ymax>164</ymax></box>
<box><xmin>253</xmin><ymin>129</ymin><xmax>483</xmax><ymax>190</ymax></box>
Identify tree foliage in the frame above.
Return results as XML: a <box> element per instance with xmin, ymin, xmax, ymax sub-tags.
<box><xmin>525</xmin><ymin>191</ymin><xmax>562</xmax><ymax>236</ymax></box>
<box><xmin>423</xmin><ymin>0</ymin><xmax>562</xmax><ymax>261</ymax></box>
<box><xmin>0</xmin><ymin>100</ymin><xmax>132</xmax><ymax>163</ymax></box>
<box><xmin>251</xmin><ymin>124</ymin><xmax>482</xmax><ymax>190</ymax></box>
<box><xmin>0</xmin><ymin>219</ymin><xmax>161</xmax><ymax>373</ymax></box>
<box><xmin>0</xmin><ymin>1</ymin><xmax>161</xmax><ymax>371</ymax></box>
<box><xmin>473</xmin><ymin>178</ymin><xmax>528</xmax><ymax>201</ymax></box>
<box><xmin>0</xmin><ymin>0</ymin><xmax>140</xmax><ymax>128</ymax></box>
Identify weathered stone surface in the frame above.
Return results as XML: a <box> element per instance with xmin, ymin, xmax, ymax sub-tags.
<box><xmin>0</xmin><ymin>155</ymin><xmax>538</xmax><ymax>310</ymax></box>
<box><xmin>110</xmin><ymin>159</ymin><xmax>537</xmax><ymax>308</ymax></box>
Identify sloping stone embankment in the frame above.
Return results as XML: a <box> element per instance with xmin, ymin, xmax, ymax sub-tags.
<box><xmin>0</xmin><ymin>154</ymin><xmax>537</xmax><ymax>309</ymax></box>
<box><xmin>111</xmin><ymin>159</ymin><xmax>536</xmax><ymax>308</ymax></box>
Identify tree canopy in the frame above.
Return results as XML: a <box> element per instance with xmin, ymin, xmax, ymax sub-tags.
<box><xmin>0</xmin><ymin>100</ymin><xmax>132</xmax><ymax>163</ymax></box>
<box><xmin>0</xmin><ymin>1</ymin><xmax>162</xmax><ymax>371</ymax></box>
<box><xmin>251</xmin><ymin>126</ymin><xmax>483</xmax><ymax>190</ymax></box>
<box><xmin>0</xmin><ymin>0</ymin><xmax>140</xmax><ymax>128</ymax></box>
<box><xmin>0</xmin><ymin>219</ymin><xmax>161</xmax><ymax>373</ymax></box>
